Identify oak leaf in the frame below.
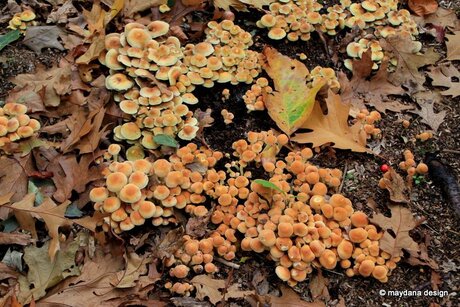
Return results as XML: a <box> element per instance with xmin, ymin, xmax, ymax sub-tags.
<box><xmin>270</xmin><ymin>286</ymin><xmax>324</xmax><ymax>307</ymax></box>
<box><xmin>291</xmin><ymin>91</ymin><xmax>368</xmax><ymax>153</ymax></box>
<box><xmin>240</xmin><ymin>0</ymin><xmax>275</xmax><ymax>9</ymax></box>
<box><xmin>263</xmin><ymin>47</ymin><xmax>325</xmax><ymax>135</ymax></box>
<box><xmin>378</xmin><ymin>169</ymin><xmax>409</xmax><ymax>203</ymax></box>
<box><xmin>414</xmin><ymin>7</ymin><xmax>459</xmax><ymax>29</ymax></box>
<box><xmin>340</xmin><ymin>51</ymin><xmax>410</xmax><ymax>114</ymax></box>
<box><xmin>381</xmin><ymin>36</ymin><xmax>440</xmax><ymax>94</ymax></box>
<box><xmin>122</xmin><ymin>0</ymin><xmax>165</xmax><ymax>17</ymax></box>
<box><xmin>17</xmin><ymin>238</ymin><xmax>80</xmax><ymax>304</ymax></box>
<box><xmin>12</xmin><ymin>62</ymin><xmax>71</xmax><ymax>107</ymax></box>
<box><xmin>370</xmin><ymin>204</ymin><xmax>420</xmax><ymax>257</ymax></box>
<box><xmin>191</xmin><ymin>275</ymin><xmax>255</xmax><ymax>304</ymax></box>
<box><xmin>23</xmin><ymin>26</ymin><xmax>65</xmax><ymax>54</ymax></box>
<box><xmin>445</xmin><ymin>31</ymin><xmax>460</xmax><ymax>60</ymax></box>
<box><xmin>212</xmin><ymin>0</ymin><xmax>248</xmax><ymax>11</ymax></box>
<box><xmin>428</xmin><ymin>63</ymin><xmax>460</xmax><ymax>98</ymax></box>
<box><xmin>409</xmin><ymin>102</ymin><xmax>446</xmax><ymax>132</ymax></box>
<box><xmin>408</xmin><ymin>0</ymin><xmax>438</xmax><ymax>17</ymax></box>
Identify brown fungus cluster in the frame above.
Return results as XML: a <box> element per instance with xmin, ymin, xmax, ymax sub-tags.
<box><xmin>0</xmin><ymin>102</ymin><xmax>40</xmax><ymax>148</ymax></box>
<box><xmin>102</xmin><ymin>20</ymin><xmax>264</xmax><ymax>144</ymax></box>
<box><xmin>8</xmin><ymin>9</ymin><xmax>36</xmax><ymax>31</ymax></box>
<box><xmin>258</xmin><ymin>0</ymin><xmax>419</xmax><ymax>70</ymax></box>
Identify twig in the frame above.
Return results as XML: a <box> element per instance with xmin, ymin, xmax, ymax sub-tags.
<box><xmin>323</xmin><ymin>268</ymin><xmax>344</xmax><ymax>276</ymax></box>
<box><xmin>338</xmin><ymin>162</ymin><xmax>348</xmax><ymax>193</ymax></box>
<box><xmin>215</xmin><ymin>257</ymin><xmax>240</xmax><ymax>269</ymax></box>
<box><xmin>443</xmin><ymin>149</ymin><xmax>460</xmax><ymax>155</ymax></box>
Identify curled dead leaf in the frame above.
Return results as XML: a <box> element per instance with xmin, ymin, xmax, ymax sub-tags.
<box><xmin>408</xmin><ymin>0</ymin><xmax>438</xmax><ymax>17</ymax></box>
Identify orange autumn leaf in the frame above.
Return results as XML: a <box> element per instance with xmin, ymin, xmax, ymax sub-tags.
<box><xmin>408</xmin><ymin>0</ymin><xmax>438</xmax><ymax>17</ymax></box>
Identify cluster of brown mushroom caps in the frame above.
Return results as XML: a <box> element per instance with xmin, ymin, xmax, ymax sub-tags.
<box><xmin>102</xmin><ymin>19</ymin><xmax>264</xmax><ymax>145</ymax></box>
<box><xmin>257</xmin><ymin>0</ymin><xmax>419</xmax><ymax>71</ymax></box>
<box><xmin>0</xmin><ymin>102</ymin><xmax>41</xmax><ymax>148</ymax></box>
<box><xmin>91</xmin><ymin>143</ymin><xmax>226</xmax><ymax>233</ymax></box>
<box><xmin>388</xmin><ymin>149</ymin><xmax>428</xmax><ymax>186</ymax></box>
<box><xmin>8</xmin><ymin>9</ymin><xmax>36</xmax><ymax>31</ymax></box>
<box><xmin>355</xmin><ymin>109</ymin><xmax>382</xmax><ymax>139</ymax></box>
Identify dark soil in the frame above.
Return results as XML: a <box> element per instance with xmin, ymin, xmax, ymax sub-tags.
<box><xmin>0</xmin><ymin>2</ymin><xmax>459</xmax><ymax>307</ymax></box>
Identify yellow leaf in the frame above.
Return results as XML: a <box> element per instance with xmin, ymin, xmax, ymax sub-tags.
<box><xmin>291</xmin><ymin>91</ymin><xmax>368</xmax><ymax>152</ymax></box>
<box><xmin>263</xmin><ymin>47</ymin><xmax>325</xmax><ymax>135</ymax></box>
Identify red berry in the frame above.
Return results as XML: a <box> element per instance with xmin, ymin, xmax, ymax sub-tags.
<box><xmin>380</xmin><ymin>164</ymin><xmax>389</xmax><ymax>172</ymax></box>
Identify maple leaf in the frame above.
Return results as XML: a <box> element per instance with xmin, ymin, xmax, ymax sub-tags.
<box><xmin>445</xmin><ymin>31</ymin><xmax>460</xmax><ymax>60</ymax></box>
<box><xmin>12</xmin><ymin>61</ymin><xmax>72</xmax><ymax>107</ymax></box>
<box><xmin>408</xmin><ymin>0</ymin><xmax>438</xmax><ymax>17</ymax></box>
<box><xmin>340</xmin><ymin>51</ymin><xmax>410</xmax><ymax>114</ymax></box>
<box><xmin>428</xmin><ymin>63</ymin><xmax>460</xmax><ymax>98</ymax></box>
<box><xmin>23</xmin><ymin>26</ymin><xmax>65</xmax><ymax>54</ymax></box>
<box><xmin>17</xmin><ymin>237</ymin><xmax>80</xmax><ymax>304</ymax></box>
<box><xmin>370</xmin><ymin>204</ymin><xmax>420</xmax><ymax>257</ymax></box>
<box><xmin>291</xmin><ymin>91</ymin><xmax>368</xmax><ymax>153</ymax></box>
<box><xmin>409</xmin><ymin>102</ymin><xmax>446</xmax><ymax>132</ymax></box>
<box><xmin>380</xmin><ymin>36</ymin><xmax>440</xmax><ymax>94</ymax></box>
<box><xmin>263</xmin><ymin>47</ymin><xmax>325</xmax><ymax>135</ymax></box>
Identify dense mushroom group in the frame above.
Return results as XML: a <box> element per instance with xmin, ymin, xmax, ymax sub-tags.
<box><xmin>0</xmin><ymin>102</ymin><xmax>40</xmax><ymax>148</ymax></box>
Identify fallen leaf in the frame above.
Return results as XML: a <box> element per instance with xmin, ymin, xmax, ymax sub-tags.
<box><xmin>17</xmin><ymin>237</ymin><xmax>80</xmax><ymax>304</ymax></box>
<box><xmin>39</xmin><ymin>244</ymin><xmax>161</xmax><ymax>306</ymax></box>
<box><xmin>269</xmin><ymin>286</ymin><xmax>324</xmax><ymax>307</ymax></box>
<box><xmin>370</xmin><ymin>204</ymin><xmax>420</xmax><ymax>257</ymax></box>
<box><xmin>445</xmin><ymin>31</ymin><xmax>460</xmax><ymax>60</ymax></box>
<box><xmin>430</xmin><ymin>270</ymin><xmax>442</xmax><ymax>290</ymax></box>
<box><xmin>0</xmin><ymin>154</ymin><xmax>33</xmax><ymax>205</ymax></box>
<box><xmin>0</xmin><ymin>232</ymin><xmax>33</xmax><ymax>246</ymax></box>
<box><xmin>428</xmin><ymin>63</ymin><xmax>460</xmax><ymax>98</ymax></box>
<box><xmin>0</xmin><ymin>30</ymin><xmax>21</xmax><ymax>52</ymax></box>
<box><xmin>291</xmin><ymin>91</ymin><xmax>368</xmax><ymax>153</ymax></box>
<box><xmin>111</xmin><ymin>253</ymin><xmax>151</xmax><ymax>288</ymax></box>
<box><xmin>152</xmin><ymin>227</ymin><xmax>185</xmax><ymax>259</ymax></box>
<box><xmin>6</xmin><ymin>85</ymin><xmax>46</xmax><ymax>113</ymax></box>
<box><xmin>309</xmin><ymin>270</ymin><xmax>330</xmax><ymax>302</ymax></box>
<box><xmin>406</xmin><ymin>242</ymin><xmax>439</xmax><ymax>270</ymax></box>
<box><xmin>0</xmin><ymin>262</ymin><xmax>20</xmax><ymax>280</ymax></box>
<box><xmin>408</xmin><ymin>0</ymin><xmax>438</xmax><ymax>17</ymax></box>
<box><xmin>340</xmin><ymin>53</ymin><xmax>410</xmax><ymax>114</ymax></box>
<box><xmin>47</xmin><ymin>0</ymin><xmax>78</xmax><ymax>24</ymax></box>
<box><xmin>121</xmin><ymin>0</ymin><xmax>165</xmax><ymax>17</ymax></box>
<box><xmin>212</xmin><ymin>0</ymin><xmax>248</xmax><ymax>11</ymax></box>
<box><xmin>1</xmin><ymin>248</ymin><xmax>23</xmax><ymax>271</ymax></box>
<box><xmin>409</xmin><ymin>102</ymin><xmax>446</xmax><ymax>132</ymax></box>
<box><xmin>263</xmin><ymin>47</ymin><xmax>325</xmax><ymax>135</ymax></box>
<box><xmin>413</xmin><ymin>7</ymin><xmax>460</xmax><ymax>30</ymax></box>
<box><xmin>239</xmin><ymin>0</ymin><xmax>275</xmax><ymax>9</ymax></box>
<box><xmin>378</xmin><ymin>168</ymin><xmax>409</xmax><ymax>203</ymax></box>
<box><xmin>381</xmin><ymin>36</ymin><xmax>440</xmax><ymax>94</ymax></box>
<box><xmin>23</xmin><ymin>26</ymin><xmax>65</xmax><ymax>54</ymax></box>
<box><xmin>12</xmin><ymin>62</ymin><xmax>72</xmax><ymax>107</ymax></box>
<box><xmin>191</xmin><ymin>275</ymin><xmax>255</xmax><ymax>305</ymax></box>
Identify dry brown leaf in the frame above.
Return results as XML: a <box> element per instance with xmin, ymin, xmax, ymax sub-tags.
<box><xmin>6</xmin><ymin>194</ymin><xmax>72</xmax><ymax>260</ymax></box>
<box><xmin>309</xmin><ymin>271</ymin><xmax>330</xmax><ymax>303</ymax></box>
<box><xmin>291</xmin><ymin>91</ymin><xmax>368</xmax><ymax>153</ymax></box>
<box><xmin>23</xmin><ymin>26</ymin><xmax>65</xmax><ymax>54</ymax></box>
<box><xmin>212</xmin><ymin>0</ymin><xmax>248</xmax><ymax>11</ymax></box>
<box><xmin>191</xmin><ymin>275</ymin><xmax>255</xmax><ymax>305</ymax></box>
<box><xmin>408</xmin><ymin>0</ymin><xmax>438</xmax><ymax>17</ymax></box>
<box><xmin>381</xmin><ymin>36</ymin><xmax>440</xmax><ymax>94</ymax></box>
<box><xmin>12</xmin><ymin>61</ymin><xmax>72</xmax><ymax>107</ymax></box>
<box><xmin>428</xmin><ymin>63</ymin><xmax>460</xmax><ymax>98</ymax></box>
<box><xmin>0</xmin><ymin>262</ymin><xmax>20</xmax><ymax>281</ymax></box>
<box><xmin>445</xmin><ymin>31</ymin><xmax>460</xmax><ymax>60</ymax></box>
<box><xmin>240</xmin><ymin>0</ymin><xmax>275</xmax><ymax>9</ymax></box>
<box><xmin>263</xmin><ymin>47</ymin><xmax>325</xmax><ymax>135</ymax></box>
<box><xmin>121</xmin><ymin>0</ymin><xmax>165</xmax><ymax>17</ymax></box>
<box><xmin>0</xmin><ymin>154</ymin><xmax>33</xmax><ymax>206</ymax></box>
<box><xmin>269</xmin><ymin>286</ymin><xmax>324</xmax><ymax>307</ymax></box>
<box><xmin>409</xmin><ymin>102</ymin><xmax>446</xmax><ymax>132</ymax></box>
<box><xmin>111</xmin><ymin>253</ymin><xmax>151</xmax><ymax>288</ymax></box>
<box><xmin>406</xmin><ymin>242</ymin><xmax>439</xmax><ymax>270</ymax></box>
<box><xmin>370</xmin><ymin>204</ymin><xmax>420</xmax><ymax>257</ymax></box>
<box><xmin>379</xmin><ymin>169</ymin><xmax>409</xmax><ymax>203</ymax></box>
<box><xmin>0</xmin><ymin>232</ymin><xmax>33</xmax><ymax>246</ymax></box>
<box><xmin>47</xmin><ymin>0</ymin><xmax>78</xmax><ymax>24</ymax></box>
<box><xmin>6</xmin><ymin>85</ymin><xmax>46</xmax><ymax>113</ymax></box>
<box><xmin>152</xmin><ymin>227</ymin><xmax>185</xmax><ymax>259</ymax></box>
<box><xmin>340</xmin><ymin>52</ymin><xmax>410</xmax><ymax>114</ymax></box>
<box><xmin>413</xmin><ymin>7</ymin><xmax>460</xmax><ymax>29</ymax></box>
<box><xmin>430</xmin><ymin>270</ymin><xmax>442</xmax><ymax>290</ymax></box>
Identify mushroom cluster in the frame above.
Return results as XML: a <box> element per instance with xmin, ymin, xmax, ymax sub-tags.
<box><xmin>391</xmin><ymin>149</ymin><xmax>428</xmax><ymax>186</ymax></box>
<box><xmin>102</xmin><ymin>20</ymin><xmax>264</xmax><ymax>144</ymax></box>
<box><xmin>8</xmin><ymin>9</ymin><xmax>36</xmax><ymax>31</ymax></box>
<box><xmin>221</xmin><ymin>109</ymin><xmax>234</xmax><ymax>124</ymax></box>
<box><xmin>257</xmin><ymin>0</ymin><xmax>419</xmax><ymax>71</ymax></box>
<box><xmin>0</xmin><ymin>102</ymin><xmax>40</xmax><ymax>148</ymax></box>
<box><xmin>355</xmin><ymin>109</ymin><xmax>382</xmax><ymax>139</ymax></box>
<box><xmin>91</xmin><ymin>143</ymin><xmax>225</xmax><ymax>233</ymax></box>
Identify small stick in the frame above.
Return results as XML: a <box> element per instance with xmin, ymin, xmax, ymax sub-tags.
<box><xmin>339</xmin><ymin>162</ymin><xmax>348</xmax><ymax>193</ymax></box>
<box><xmin>215</xmin><ymin>257</ymin><xmax>240</xmax><ymax>269</ymax></box>
<box><xmin>443</xmin><ymin>149</ymin><xmax>460</xmax><ymax>155</ymax></box>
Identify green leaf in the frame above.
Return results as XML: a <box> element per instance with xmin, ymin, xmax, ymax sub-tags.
<box><xmin>253</xmin><ymin>179</ymin><xmax>285</xmax><ymax>194</ymax></box>
<box><xmin>65</xmin><ymin>203</ymin><xmax>83</xmax><ymax>218</ymax></box>
<box><xmin>154</xmin><ymin>134</ymin><xmax>178</xmax><ymax>148</ymax></box>
<box><xmin>0</xmin><ymin>30</ymin><xmax>21</xmax><ymax>52</ymax></box>
<box><xmin>28</xmin><ymin>181</ymin><xmax>44</xmax><ymax>206</ymax></box>
<box><xmin>263</xmin><ymin>47</ymin><xmax>325</xmax><ymax>135</ymax></box>
<box><xmin>0</xmin><ymin>216</ymin><xmax>19</xmax><ymax>233</ymax></box>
